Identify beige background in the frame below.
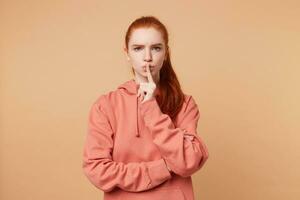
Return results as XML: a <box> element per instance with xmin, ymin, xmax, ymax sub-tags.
<box><xmin>1</xmin><ymin>0</ymin><xmax>300</xmax><ymax>199</ymax></box>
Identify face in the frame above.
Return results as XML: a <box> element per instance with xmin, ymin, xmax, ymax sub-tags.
<box><xmin>124</xmin><ymin>27</ymin><xmax>167</xmax><ymax>83</ymax></box>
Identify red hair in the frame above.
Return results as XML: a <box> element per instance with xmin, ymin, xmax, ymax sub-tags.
<box><xmin>124</xmin><ymin>15</ymin><xmax>185</xmax><ymax>121</ymax></box>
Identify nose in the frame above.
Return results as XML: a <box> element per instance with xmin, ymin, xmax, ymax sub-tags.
<box><xmin>143</xmin><ymin>48</ymin><xmax>152</xmax><ymax>62</ymax></box>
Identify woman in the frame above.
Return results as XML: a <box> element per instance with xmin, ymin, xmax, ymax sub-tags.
<box><xmin>82</xmin><ymin>15</ymin><xmax>209</xmax><ymax>200</ymax></box>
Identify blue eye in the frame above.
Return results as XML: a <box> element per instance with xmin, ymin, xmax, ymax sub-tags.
<box><xmin>153</xmin><ymin>47</ymin><xmax>161</xmax><ymax>51</ymax></box>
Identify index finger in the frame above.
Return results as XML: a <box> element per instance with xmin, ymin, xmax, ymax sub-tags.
<box><xmin>145</xmin><ymin>63</ymin><xmax>154</xmax><ymax>83</ymax></box>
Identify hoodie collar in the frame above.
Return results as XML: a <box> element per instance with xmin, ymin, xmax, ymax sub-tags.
<box><xmin>117</xmin><ymin>78</ymin><xmax>139</xmax><ymax>95</ymax></box>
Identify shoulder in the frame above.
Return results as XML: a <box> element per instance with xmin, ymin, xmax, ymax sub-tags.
<box><xmin>174</xmin><ymin>93</ymin><xmax>199</xmax><ymax>124</ymax></box>
<box><xmin>92</xmin><ymin>82</ymin><xmax>123</xmax><ymax>104</ymax></box>
<box><xmin>90</xmin><ymin>90</ymin><xmax>115</xmax><ymax>114</ymax></box>
<box><xmin>92</xmin><ymin>93</ymin><xmax>108</xmax><ymax>107</ymax></box>
<box><xmin>182</xmin><ymin>93</ymin><xmax>198</xmax><ymax>111</ymax></box>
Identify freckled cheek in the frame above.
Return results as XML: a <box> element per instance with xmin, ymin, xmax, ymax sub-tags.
<box><xmin>132</xmin><ymin>64</ymin><xmax>150</xmax><ymax>72</ymax></box>
<box><xmin>155</xmin><ymin>53</ymin><xmax>165</xmax><ymax>61</ymax></box>
<box><xmin>154</xmin><ymin>58</ymin><xmax>165</xmax><ymax>69</ymax></box>
<box><xmin>130</xmin><ymin>58</ymin><xmax>142</xmax><ymax>69</ymax></box>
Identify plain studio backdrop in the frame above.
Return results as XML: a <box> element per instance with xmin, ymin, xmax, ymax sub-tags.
<box><xmin>1</xmin><ymin>0</ymin><xmax>299</xmax><ymax>200</ymax></box>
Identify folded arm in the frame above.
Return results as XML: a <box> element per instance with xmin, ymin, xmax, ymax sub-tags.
<box><xmin>140</xmin><ymin>95</ymin><xmax>209</xmax><ymax>177</ymax></box>
<box><xmin>82</xmin><ymin>96</ymin><xmax>172</xmax><ymax>192</ymax></box>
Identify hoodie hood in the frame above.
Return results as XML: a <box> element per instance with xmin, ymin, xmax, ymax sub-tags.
<box><xmin>117</xmin><ymin>79</ymin><xmax>141</xmax><ymax>137</ymax></box>
<box><xmin>118</xmin><ymin>78</ymin><xmax>139</xmax><ymax>95</ymax></box>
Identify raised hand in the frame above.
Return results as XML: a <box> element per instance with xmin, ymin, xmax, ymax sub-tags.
<box><xmin>137</xmin><ymin>63</ymin><xmax>157</xmax><ymax>104</ymax></box>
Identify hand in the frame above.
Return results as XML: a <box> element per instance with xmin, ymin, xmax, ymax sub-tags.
<box><xmin>137</xmin><ymin>63</ymin><xmax>157</xmax><ymax>103</ymax></box>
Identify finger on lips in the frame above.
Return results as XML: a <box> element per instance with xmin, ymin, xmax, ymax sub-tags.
<box><xmin>145</xmin><ymin>63</ymin><xmax>154</xmax><ymax>83</ymax></box>
<box><xmin>137</xmin><ymin>63</ymin><xmax>156</xmax><ymax>103</ymax></box>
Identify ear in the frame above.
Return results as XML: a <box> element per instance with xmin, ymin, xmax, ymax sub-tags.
<box><xmin>123</xmin><ymin>46</ymin><xmax>130</xmax><ymax>60</ymax></box>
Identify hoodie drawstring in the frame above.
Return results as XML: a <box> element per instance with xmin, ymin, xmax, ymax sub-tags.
<box><xmin>136</xmin><ymin>95</ymin><xmax>140</xmax><ymax>137</ymax></box>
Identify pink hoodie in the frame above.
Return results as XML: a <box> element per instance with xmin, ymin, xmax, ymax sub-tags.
<box><xmin>82</xmin><ymin>79</ymin><xmax>209</xmax><ymax>200</ymax></box>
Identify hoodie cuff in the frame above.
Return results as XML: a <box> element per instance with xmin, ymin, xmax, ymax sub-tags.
<box><xmin>144</xmin><ymin>158</ymin><xmax>172</xmax><ymax>187</ymax></box>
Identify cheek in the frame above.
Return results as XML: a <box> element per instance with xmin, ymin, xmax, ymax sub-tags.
<box><xmin>129</xmin><ymin>54</ymin><xmax>142</xmax><ymax>65</ymax></box>
<box><xmin>129</xmin><ymin>59</ymin><xmax>141</xmax><ymax>69</ymax></box>
<box><xmin>155</xmin><ymin>58</ymin><xmax>165</xmax><ymax>69</ymax></box>
<box><xmin>154</xmin><ymin>53</ymin><xmax>166</xmax><ymax>62</ymax></box>
<box><xmin>131</xmin><ymin>64</ymin><xmax>144</xmax><ymax>75</ymax></box>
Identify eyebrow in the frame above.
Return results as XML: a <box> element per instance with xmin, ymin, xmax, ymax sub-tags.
<box><xmin>131</xmin><ymin>43</ymin><xmax>163</xmax><ymax>47</ymax></box>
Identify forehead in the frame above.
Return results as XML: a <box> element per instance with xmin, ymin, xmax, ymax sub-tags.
<box><xmin>129</xmin><ymin>27</ymin><xmax>164</xmax><ymax>46</ymax></box>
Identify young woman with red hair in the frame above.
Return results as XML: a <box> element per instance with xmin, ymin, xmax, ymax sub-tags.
<box><xmin>82</xmin><ymin>15</ymin><xmax>209</xmax><ymax>200</ymax></box>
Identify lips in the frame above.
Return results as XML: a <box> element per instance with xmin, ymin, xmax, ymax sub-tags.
<box><xmin>143</xmin><ymin>65</ymin><xmax>154</xmax><ymax>68</ymax></box>
<box><xmin>143</xmin><ymin>65</ymin><xmax>154</xmax><ymax>71</ymax></box>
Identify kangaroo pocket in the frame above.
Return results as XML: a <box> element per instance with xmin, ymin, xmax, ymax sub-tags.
<box><xmin>108</xmin><ymin>187</ymin><xmax>186</xmax><ymax>200</ymax></box>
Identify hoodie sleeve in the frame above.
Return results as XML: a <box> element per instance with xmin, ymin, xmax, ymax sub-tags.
<box><xmin>82</xmin><ymin>96</ymin><xmax>172</xmax><ymax>193</ymax></box>
<box><xmin>139</xmin><ymin>95</ymin><xmax>209</xmax><ymax>178</ymax></box>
